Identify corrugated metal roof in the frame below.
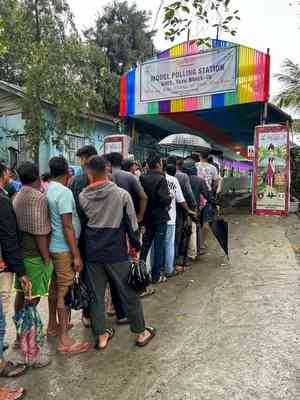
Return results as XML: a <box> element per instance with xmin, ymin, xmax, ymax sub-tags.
<box><xmin>0</xmin><ymin>94</ymin><xmax>21</xmax><ymax>116</ymax></box>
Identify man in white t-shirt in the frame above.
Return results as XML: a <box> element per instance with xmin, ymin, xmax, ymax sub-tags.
<box><xmin>165</xmin><ymin>164</ymin><xmax>195</xmax><ymax>276</ymax></box>
<box><xmin>196</xmin><ymin>152</ymin><xmax>219</xmax><ymax>192</ymax></box>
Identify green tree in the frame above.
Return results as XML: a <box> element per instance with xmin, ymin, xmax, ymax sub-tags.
<box><xmin>86</xmin><ymin>1</ymin><xmax>155</xmax><ymax>74</ymax></box>
<box><xmin>0</xmin><ymin>0</ymin><xmax>106</xmax><ymax>162</ymax></box>
<box><xmin>293</xmin><ymin>119</ymin><xmax>300</xmax><ymax>131</ymax></box>
<box><xmin>85</xmin><ymin>1</ymin><xmax>155</xmax><ymax>115</ymax></box>
<box><xmin>163</xmin><ymin>0</ymin><xmax>240</xmax><ymax>44</ymax></box>
<box><xmin>0</xmin><ymin>18</ymin><xmax>7</xmax><ymax>56</ymax></box>
<box><xmin>275</xmin><ymin>59</ymin><xmax>300</xmax><ymax>113</ymax></box>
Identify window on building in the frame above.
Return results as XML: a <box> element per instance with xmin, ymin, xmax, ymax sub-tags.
<box><xmin>65</xmin><ymin>135</ymin><xmax>87</xmax><ymax>165</ymax></box>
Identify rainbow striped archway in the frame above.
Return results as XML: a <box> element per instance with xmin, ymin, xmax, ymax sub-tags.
<box><xmin>120</xmin><ymin>39</ymin><xmax>270</xmax><ymax>118</ymax></box>
<box><xmin>119</xmin><ymin>39</ymin><xmax>289</xmax><ymax>159</ymax></box>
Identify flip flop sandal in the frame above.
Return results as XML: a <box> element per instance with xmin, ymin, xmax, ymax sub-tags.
<box><xmin>117</xmin><ymin>318</ymin><xmax>129</xmax><ymax>325</ymax></box>
<box><xmin>0</xmin><ymin>361</ymin><xmax>27</xmax><ymax>378</ymax></box>
<box><xmin>136</xmin><ymin>327</ymin><xmax>157</xmax><ymax>348</ymax></box>
<box><xmin>95</xmin><ymin>328</ymin><xmax>115</xmax><ymax>351</ymax></box>
<box><xmin>107</xmin><ymin>310</ymin><xmax>116</xmax><ymax>317</ymax></box>
<box><xmin>29</xmin><ymin>357</ymin><xmax>52</xmax><ymax>369</ymax></box>
<box><xmin>165</xmin><ymin>270</ymin><xmax>181</xmax><ymax>278</ymax></box>
<box><xmin>13</xmin><ymin>389</ymin><xmax>26</xmax><ymax>400</ymax></box>
<box><xmin>3</xmin><ymin>342</ymin><xmax>9</xmax><ymax>352</ymax></box>
<box><xmin>140</xmin><ymin>288</ymin><xmax>156</xmax><ymax>298</ymax></box>
<box><xmin>0</xmin><ymin>388</ymin><xmax>26</xmax><ymax>400</ymax></box>
<box><xmin>57</xmin><ymin>340</ymin><xmax>90</xmax><ymax>354</ymax></box>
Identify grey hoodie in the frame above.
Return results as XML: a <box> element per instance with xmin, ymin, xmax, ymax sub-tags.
<box><xmin>79</xmin><ymin>181</ymin><xmax>139</xmax><ymax>264</ymax></box>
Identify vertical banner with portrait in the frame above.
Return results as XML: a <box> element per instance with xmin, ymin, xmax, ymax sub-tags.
<box><xmin>252</xmin><ymin>124</ymin><xmax>290</xmax><ymax>216</ymax></box>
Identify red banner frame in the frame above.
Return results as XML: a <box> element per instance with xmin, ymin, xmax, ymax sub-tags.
<box><xmin>252</xmin><ymin>124</ymin><xmax>290</xmax><ymax>216</ymax></box>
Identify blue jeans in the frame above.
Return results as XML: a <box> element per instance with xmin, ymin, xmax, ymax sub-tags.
<box><xmin>164</xmin><ymin>224</ymin><xmax>176</xmax><ymax>274</ymax></box>
<box><xmin>140</xmin><ymin>223</ymin><xmax>168</xmax><ymax>282</ymax></box>
<box><xmin>0</xmin><ymin>297</ymin><xmax>5</xmax><ymax>360</ymax></box>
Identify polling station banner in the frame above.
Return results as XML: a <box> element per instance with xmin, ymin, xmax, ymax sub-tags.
<box><xmin>252</xmin><ymin>124</ymin><xmax>290</xmax><ymax>216</ymax></box>
<box><xmin>140</xmin><ymin>46</ymin><xmax>237</xmax><ymax>102</ymax></box>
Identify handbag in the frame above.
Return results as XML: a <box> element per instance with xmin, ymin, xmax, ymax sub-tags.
<box><xmin>128</xmin><ymin>260</ymin><xmax>151</xmax><ymax>294</ymax></box>
<box><xmin>65</xmin><ymin>273</ymin><xmax>96</xmax><ymax>310</ymax></box>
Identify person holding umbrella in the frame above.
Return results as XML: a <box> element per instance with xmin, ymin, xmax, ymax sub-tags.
<box><xmin>0</xmin><ymin>297</ymin><xmax>26</xmax><ymax>399</ymax></box>
<box><xmin>182</xmin><ymin>159</ymin><xmax>215</xmax><ymax>258</ymax></box>
<box><xmin>166</xmin><ymin>156</ymin><xmax>196</xmax><ymax>271</ymax></box>
<box><xmin>13</xmin><ymin>162</ymin><xmax>53</xmax><ymax>368</ymax></box>
<box><xmin>0</xmin><ymin>162</ymin><xmax>31</xmax><ymax>383</ymax></box>
<box><xmin>140</xmin><ymin>154</ymin><xmax>172</xmax><ymax>283</ymax></box>
<box><xmin>196</xmin><ymin>151</ymin><xmax>219</xmax><ymax>250</ymax></box>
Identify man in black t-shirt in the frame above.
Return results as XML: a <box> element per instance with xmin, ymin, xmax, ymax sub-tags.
<box><xmin>105</xmin><ymin>153</ymin><xmax>147</xmax><ymax>223</ymax></box>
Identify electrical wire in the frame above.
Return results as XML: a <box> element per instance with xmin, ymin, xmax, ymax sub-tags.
<box><xmin>152</xmin><ymin>0</ymin><xmax>164</xmax><ymax>31</ymax></box>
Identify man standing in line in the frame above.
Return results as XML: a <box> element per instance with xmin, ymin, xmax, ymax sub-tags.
<box><xmin>13</xmin><ymin>162</ymin><xmax>53</xmax><ymax>367</ymax></box>
<box><xmin>79</xmin><ymin>156</ymin><xmax>156</xmax><ymax>349</ymax></box>
<box><xmin>167</xmin><ymin>157</ymin><xmax>197</xmax><ymax>270</ymax></box>
<box><xmin>0</xmin><ymin>297</ymin><xmax>26</xmax><ymax>397</ymax></box>
<box><xmin>196</xmin><ymin>152</ymin><xmax>219</xmax><ymax>194</ymax></box>
<box><xmin>0</xmin><ymin>162</ymin><xmax>31</xmax><ymax>378</ymax></box>
<box><xmin>139</xmin><ymin>154</ymin><xmax>172</xmax><ymax>284</ymax></box>
<box><xmin>70</xmin><ymin>145</ymin><xmax>127</xmax><ymax>327</ymax></box>
<box><xmin>69</xmin><ymin>145</ymin><xmax>97</xmax><ymax>328</ymax></box>
<box><xmin>182</xmin><ymin>159</ymin><xmax>215</xmax><ymax>257</ymax></box>
<box><xmin>196</xmin><ymin>152</ymin><xmax>219</xmax><ymax>249</ymax></box>
<box><xmin>69</xmin><ymin>145</ymin><xmax>98</xmax><ymax>211</ymax></box>
<box><xmin>105</xmin><ymin>152</ymin><xmax>148</xmax><ymax>223</ymax></box>
<box><xmin>47</xmin><ymin>157</ymin><xmax>89</xmax><ymax>354</ymax></box>
<box><xmin>164</xmin><ymin>163</ymin><xmax>196</xmax><ymax>277</ymax></box>
<box><xmin>208</xmin><ymin>155</ymin><xmax>220</xmax><ymax>175</ymax></box>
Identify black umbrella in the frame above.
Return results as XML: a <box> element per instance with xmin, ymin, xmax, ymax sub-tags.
<box><xmin>210</xmin><ymin>218</ymin><xmax>229</xmax><ymax>259</ymax></box>
<box><xmin>200</xmin><ymin>203</ymin><xmax>229</xmax><ymax>259</ymax></box>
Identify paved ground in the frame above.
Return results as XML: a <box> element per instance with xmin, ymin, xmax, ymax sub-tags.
<box><xmin>2</xmin><ymin>214</ymin><xmax>300</xmax><ymax>400</ymax></box>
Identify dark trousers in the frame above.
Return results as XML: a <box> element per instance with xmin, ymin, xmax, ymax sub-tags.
<box><xmin>85</xmin><ymin>261</ymin><xmax>145</xmax><ymax>336</ymax></box>
<box><xmin>140</xmin><ymin>223</ymin><xmax>167</xmax><ymax>282</ymax></box>
<box><xmin>0</xmin><ymin>298</ymin><xmax>5</xmax><ymax>359</ymax></box>
<box><xmin>196</xmin><ymin>220</ymin><xmax>203</xmax><ymax>256</ymax></box>
<box><xmin>175</xmin><ymin>210</ymin><xmax>184</xmax><ymax>265</ymax></box>
<box><xmin>82</xmin><ymin>269</ymin><xmax>126</xmax><ymax>320</ymax></box>
<box><xmin>109</xmin><ymin>278</ymin><xmax>126</xmax><ymax>320</ymax></box>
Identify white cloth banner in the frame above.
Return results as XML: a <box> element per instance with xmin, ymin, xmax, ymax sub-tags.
<box><xmin>140</xmin><ymin>47</ymin><xmax>237</xmax><ymax>102</ymax></box>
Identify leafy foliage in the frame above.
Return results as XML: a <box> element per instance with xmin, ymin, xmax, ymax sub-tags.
<box><xmin>0</xmin><ymin>0</ymin><xmax>156</xmax><ymax>161</ymax></box>
<box><xmin>163</xmin><ymin>0</ymin><xmax>240</xmax><ymax>44</ymax></box>
<box><xmin>293</xmin><ymin>119</ymin><xmax>300</xmax><ymax>131</ymax></box>
<box><xmin>85</xmin><ymin>1</ymin><xmax>155</xmax><ymax>115</ymax></box>
<box><xmin>85</xmin><ymin>1</ymin><xmax>155</xmax><ymax>75</ymax></box>
<box><xmin>275</xmin><ymin>59</ymin><xmax>300</xmax><ymax>113</ymax></box>
<box><xmin>0</xmin><ymin>18</ymin><xmax>7</xmax><ymax>56</ymax></box>
<box><xmin>0</xmin><ymin>0</ymin><xmax>106</xmax><ymax>162</ymax></box>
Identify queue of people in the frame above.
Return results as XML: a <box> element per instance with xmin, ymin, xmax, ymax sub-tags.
<box><xmin>0</xmin><ymin>145</ymin><xmax>219</xmax><ymax>399</ymax></box>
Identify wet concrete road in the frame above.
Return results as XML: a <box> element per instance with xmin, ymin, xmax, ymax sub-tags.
<box><xmin>2</xmin><ymin>214</ymin><xmax>300</xmax><ymax>399</ymax></box>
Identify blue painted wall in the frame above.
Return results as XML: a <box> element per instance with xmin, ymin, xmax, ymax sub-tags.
<box><xmin>0</xmin><ymin>109</ymin><xmax>115</xmax><ymax>173</ymax></box>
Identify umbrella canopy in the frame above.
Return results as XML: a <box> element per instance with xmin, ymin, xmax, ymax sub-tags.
<box><xmin>14</xmin><ymin>304</ymin><xmax>44</xmax><ymax>363</ymax></box>
<box><xmin>159</xmin><ymin>133</ymin><xmax>211</xmax><ymax>151</ymax></box>
<box><xmin>200</xmin><ymin>203</ymin><xmax>229</xmax><ymax>258</ymax></box>
<box><xmin>210</xmin><ymin>219</ymin><xmax>229</xmax><ymax>258</ymax></box>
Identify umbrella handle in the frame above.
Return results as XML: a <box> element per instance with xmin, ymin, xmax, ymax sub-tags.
<box><xmin>24</xmin><ymin>286</ymin><xmax>33</xmax><ymax>305</ymax></box>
